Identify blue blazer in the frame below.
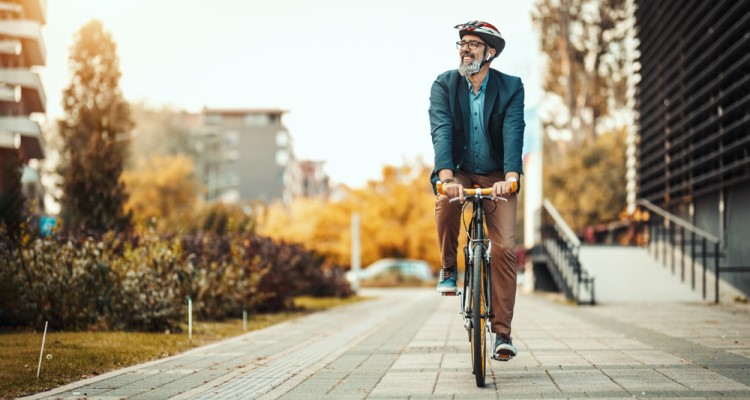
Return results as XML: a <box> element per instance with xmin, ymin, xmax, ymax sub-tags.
<box><xmin>429</xmin><ymin>68</ymin><xmax>525</xmax><ymax>193</ymax></box>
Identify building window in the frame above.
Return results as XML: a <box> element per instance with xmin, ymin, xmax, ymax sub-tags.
<box><xmin>224</xmin><ymin>149</ymin><xmax>240</xmax><ymax>162</ymax></box>
<box><xmin>223</xmin><ymin>170</ymin><xmax>240</xmax><ymax>187</ymax></box>
<box><xmin>205</xmin><ymin>114</ymin><xmax>222</xmax><ymax>125</ymax></box>
<box><xmin>224</xmin><ymin>130</ymin><xmax>239</xmax><ymax>146</ymax></box>
<box><xmin>243</xmin><ymin>114</ymin><xmax>270</xmax><ymax>126</ymax></box>
<box><xmin>276</xmin><ymin>149</ymin><xmax>289</xmax><ymax>166</ymax></box>
<box><xmin>276</xmin><ymin>130</ymin><xmax>288</xmax><ymax>147</ymax></box>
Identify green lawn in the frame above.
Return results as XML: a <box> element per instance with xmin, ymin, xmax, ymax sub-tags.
<box><xmin>0</xmin><ymin>296</ymin><xmax>367</xmax><ymax>399</ymax></box>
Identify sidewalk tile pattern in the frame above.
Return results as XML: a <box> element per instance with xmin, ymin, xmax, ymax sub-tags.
<box><xmin>25</xmin><ymin>288</ymin><xmax>750</xmax><ymax>400</ymax></box>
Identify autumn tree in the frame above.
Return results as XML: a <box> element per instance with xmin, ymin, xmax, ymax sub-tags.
<box><xmin>544</xmin><ymin>128</ymin><xmax>627</xmax><ymax>232</ymax></box>
<box><xmin>259</xmin><ymin>161</ymin><xmax>442</xmax><ymax>272</ymax></box>
<box><xmin>260</xmin><ymin>196</ymin><xmax>352</xmax><ymax>267</ymax></box>
<box><xmin>356</xmin><ymin>164</ymin><xmax>440</xmax><ymax>269</ymax></box>
<box><xmin>532</xmin><ymin>0</ymin><xmax>629</xmax><ymax>154</ymax></box>
<box><xmin>532</xmin><ymin>0</ymin><xmax>632</xmax><ymax>234</ymax></box>
<box><xmin>58</xmin><ymin>20</ymin><xmax>133</xmax><ymax>235</ymax></box>
<box><xmin>121</xmin><ymin>154</ymin><xmax>201</xmax><ymax>230</ymax></box>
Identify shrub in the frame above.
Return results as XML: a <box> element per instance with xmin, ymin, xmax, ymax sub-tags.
<box><xmin>249</xmin><ymin>237</ymin><xmax>353</xmax><ymax>312</ymax></box>
<box><xmin>0</xmin><ymin>227</ymin><xmax>350</xmax><ymax>332</ymax></box>
<box><xmin>112</xmin><ymin>234</ymin><xmax>188</xmax><ymax>331</ymax></box>
<box><xmin>181</xmin><ymin>233</ymin><xmax>267</xmax><ymax>321</ymax></box>
<box><xmin>0</xmin><ymin>234</ymin><xmax>122</xmax><ymax>330</ymax></box>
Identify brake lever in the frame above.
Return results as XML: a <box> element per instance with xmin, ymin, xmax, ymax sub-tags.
<box><xmin>449</xmin><ymin>196</ymin><xmax>508</xmax><ymax>203</ymax></box>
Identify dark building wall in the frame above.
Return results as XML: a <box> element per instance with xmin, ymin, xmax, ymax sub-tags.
<box><xmin>725</xmin><ymin>182</ymin><xmax>750</xmax><ymax>292</ymax></box>
<box><xmin>693</xmin><ymin>192</ymin><xmax>720</xmax><ymax>238</ymax></box>
<box><xmin>635</xmin><ymin>0</ymin><xmax>750</xmax><ymax>294</ymax></box>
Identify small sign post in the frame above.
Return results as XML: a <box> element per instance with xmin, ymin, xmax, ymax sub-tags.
<box><xmin>188</xmin><ymin>297</ymin><xmax>193</xmax><ymax>342</ymax></box>
<box><xmin>351</xmin><ymin>213</ymin><xmax>361</xmax><ymax>292</ymax></box>
<box><xmin>36</xmin><ymin>321</ymin><xmax>48</xmax><ymax>381</ymax></box>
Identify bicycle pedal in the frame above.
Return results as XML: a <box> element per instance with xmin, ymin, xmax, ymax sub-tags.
<box><xmin>441</xmin><ymin>291</ymin><xmax>459</xmax><ymax>297</ymax></box>
<box><xmin>493</xmin><ymin>354</ymin><xmax>513</xmax><ymax>362</ymax></box>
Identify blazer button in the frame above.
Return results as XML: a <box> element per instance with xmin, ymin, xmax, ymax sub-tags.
<box><xmin>463</xmin><ymin>146</ymin><xmax>467</xmax><ymax>150</ymax></box>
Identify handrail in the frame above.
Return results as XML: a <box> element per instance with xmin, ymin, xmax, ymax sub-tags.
<box><xmin>636</xmin><ymin>199</ymin><xmax>719</xmax><ymax>243</ymax></box>
<box><xmin>543</xmin><ymin>199</ymin><xmax>581</xmax><ymax>247</ymax></box>
<box><xmin>539</xmin><ymin>200</ymin><xmax>595</xmax><ymax>305</ymax></box>
<box><xmin>634</xmin><ymin>199</ymin><xmax>750</xmax><ymax>303</ymax></box>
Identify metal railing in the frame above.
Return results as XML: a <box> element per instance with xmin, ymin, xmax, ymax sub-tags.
<box><xmin>636</xmin><ymin>199</ymin><xmax>750</xmax><ymax>303</ymax></box>
<box><xmin>539</xmin><ymin>200</ymin><xmax>595</xmax><ymax>305</ymax></box>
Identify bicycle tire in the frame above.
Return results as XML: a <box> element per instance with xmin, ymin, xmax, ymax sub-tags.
<box><xmin>463</xmin><ymin>245</ymin><xmax>472</xmax><ymax>342</ymax></box>
<box><xmin>471</xmin><ymin>243</ymin><xmax>487</xmax><ymax>387</ymax></box>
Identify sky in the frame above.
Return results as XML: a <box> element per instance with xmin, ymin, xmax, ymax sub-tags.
<box><xmin>40</xmin><ymin>0</ymin><xmax>542</xmax><ymax>188</ymax></box>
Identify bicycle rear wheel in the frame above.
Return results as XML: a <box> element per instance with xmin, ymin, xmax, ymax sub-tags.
<box><xmin>471</xmin><ymin>243</ymin><xmax>488</xmax><ymax>387</ymax></box>
<box><xmin>462</xmin><ymin>245</ymin><xmax>471</xmax><ymax>342</ymax></box>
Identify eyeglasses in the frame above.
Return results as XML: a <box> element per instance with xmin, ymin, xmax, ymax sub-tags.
<box><xmin>456</xmin><ymin>40</ymin><xmax>486</xmax><ymax>50</ymax></box>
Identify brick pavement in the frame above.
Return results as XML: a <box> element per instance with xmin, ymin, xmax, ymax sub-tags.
<box><xmin>24</xmin><ymin>288</ymin><xmax>750</xmax><ymax>399</ymax></box>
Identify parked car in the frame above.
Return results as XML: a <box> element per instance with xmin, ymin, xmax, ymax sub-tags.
<box><xmin>346</xmin><ymin>258</ymin><xmax>435</xmax><ymax>285</ymax></box>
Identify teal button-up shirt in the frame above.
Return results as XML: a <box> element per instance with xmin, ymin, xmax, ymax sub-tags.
<box><xmin>463</xmin><ymin>75</ymin><xmax>502</xmax><ymax>174</ymax></box>
<box><xmin>428</xmin><ymin>68</ymin><xmax>526</xmax><ymax>192</ymax></box>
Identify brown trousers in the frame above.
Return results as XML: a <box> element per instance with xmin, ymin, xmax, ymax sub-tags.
<box><xmin>435</xmin><ymin>170</ymin><xmax>517</xmax><ymax>336</ymax></box>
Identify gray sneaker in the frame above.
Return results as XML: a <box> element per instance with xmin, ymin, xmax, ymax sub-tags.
<box><xmin>436</xmin><ymin>267</ymin><xmax>458</xmax><ymax>293</ymax></box>
<box><xmin>494</xmin><ymin>335</ymin><xmax>517</xmax><ymax>361</ymax></box>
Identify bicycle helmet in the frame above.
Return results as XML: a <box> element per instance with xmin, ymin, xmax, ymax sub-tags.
<box><xmin>455</xmin><ymin>20</ymin><xmax>505</xmax><ymax>56</ymax></box>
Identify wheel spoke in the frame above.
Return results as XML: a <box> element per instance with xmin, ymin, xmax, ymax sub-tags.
<box><xmin>472</xmin><ymin>243</ymin><xmax>487</xmax><ymax>387</ymax></box>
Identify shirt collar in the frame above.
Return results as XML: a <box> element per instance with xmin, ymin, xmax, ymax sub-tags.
<box><xmin>465</xmin><ymin>73</ymin><xmax>489</xmax><ymax>94</ymax></box>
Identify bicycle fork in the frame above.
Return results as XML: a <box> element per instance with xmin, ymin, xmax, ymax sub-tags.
<box><xmin>460</xmin><ymin>243</ymin><xmax>493</xmax><ymax>334</ymax></box>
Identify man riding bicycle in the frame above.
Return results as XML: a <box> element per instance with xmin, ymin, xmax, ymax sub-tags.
<box><xmin>429</xmin><ymin>20</ymin><xmax>525</xmax><ymax>361</ymax></box>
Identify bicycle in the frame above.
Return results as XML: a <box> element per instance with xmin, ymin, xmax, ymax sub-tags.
<box><xmin>436</xmin><ymin>180</ymin><xmax>517</xmax><ymax>387</ymax></box>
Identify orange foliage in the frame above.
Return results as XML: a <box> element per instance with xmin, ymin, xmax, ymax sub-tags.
<box><xmin>121</xmin><ymin>154</ymin><xmax>201</xmax><ymax>229</ymax></box>
<box><xmin>258</xmin><ymin>161</ymin><xmax>444</xmax><ymax>272</ymax></box>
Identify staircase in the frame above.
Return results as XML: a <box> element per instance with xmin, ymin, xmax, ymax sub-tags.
<box><xmin>537</xmin><ymin>200</ymin><xmax>595</xmax><ymax>305</ymax></box>
<box><xmin>533</xmin><ymin>198</ymin><xmax>747</xmax><ymax>305</ymax></box>
<box><xmin>578</xmin><ymin>245</ymin><xmax>703</xmax><ymax>303</ymax></box>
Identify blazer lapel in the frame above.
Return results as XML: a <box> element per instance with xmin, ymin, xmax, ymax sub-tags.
<box><xmin>483</xmin><ymin>71</ymin><xmax>499</xmax><ymax>132</ymax></box>
<box><xmin>457</xmin><ymin>77</ymin><xmax>471</xmax><ymax>140</ymax></box>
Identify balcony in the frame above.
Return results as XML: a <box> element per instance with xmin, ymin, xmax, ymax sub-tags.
<box><xmin>0</xmin><ymin>116</ymin><xmax>44</xmax><ymax>159</ymax></box>
<box><xmin>0</xmin><ymin>19</ymin><xmax>46</xmax><ymax>66</ymax></box>
<box><xmin>0</xmin><ymin>68</ymin><xmax>46</xmax><ymax>113</ymax></box>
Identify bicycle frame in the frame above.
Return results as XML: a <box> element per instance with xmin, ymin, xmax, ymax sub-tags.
<box><xmin>458</xmin><ymin>193</ymin><xmax>497</xmax><ymax>387</ymax></box>
<box><xmin>437</xmin><ymin>180</ymin><xmax>516</xmax><ymax>387</ymax></box>
<box><xmin>460</xmin><ymin>195</ymin><xmax>494</xmax><ymax>326</ymax></box>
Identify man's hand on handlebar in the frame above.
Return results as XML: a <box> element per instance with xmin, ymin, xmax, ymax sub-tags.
<box><xmin>492</xmin><ymin>180</ymin><xmax>516</xmax><ymax>198</ymax></box>
<box><xmin>442</xmin><ymin>182</ymin><xmax>465</xmax><ymax>203</ymax></box>
<box><xmin>437</xmin><ymin>180</ymin><xmax>517</xmax><ymax>204</ymax></box>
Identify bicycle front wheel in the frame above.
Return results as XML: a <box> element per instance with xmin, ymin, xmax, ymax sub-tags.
<box><xmin>471</xmin><ymin>243</ymin><xmax>488</xmax><ymax>387</ymax></box>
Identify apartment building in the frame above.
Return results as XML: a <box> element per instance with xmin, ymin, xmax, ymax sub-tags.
<box><xmin>0</xmin><ymin>0</ymin><xmax>46</xmax><ymax>214</ymax></box>
<box><xmin>184</xmin><ymin>108</ymin><xmax>328</xmax><ymax>204</ymax></box>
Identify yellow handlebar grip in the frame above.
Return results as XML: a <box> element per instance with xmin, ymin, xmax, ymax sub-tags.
<box><xmin>436</xmin><ymin>182</ymin><xmax>445</xmax><ymax>195</ymax></box>
<box><xmin>437</xmin><ymin>181</ymin><xmax>516</xmax><ymax>196</ymax></box>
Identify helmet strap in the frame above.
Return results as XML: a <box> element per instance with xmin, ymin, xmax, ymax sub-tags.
<box><xmin>471</xmin><ymin>48</ymin><xmax>492</xmax><ymax>75</ymax></box>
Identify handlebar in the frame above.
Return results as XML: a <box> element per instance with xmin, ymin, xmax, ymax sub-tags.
<box><xmin>436</xmin><ymin>180</ymin><xmax>518</xmax><ymax>197</ymax></box>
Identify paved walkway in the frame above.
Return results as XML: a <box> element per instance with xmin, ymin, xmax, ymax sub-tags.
<box><xmin>26</xmin><ymin>288</ymin><xmax>750</xmax><ymax>399</ymax></box>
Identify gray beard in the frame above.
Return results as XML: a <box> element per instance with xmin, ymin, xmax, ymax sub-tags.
<box><xmin>458</xmin><ymin>58</ymin><xmax>482</xmax><ymax>76</ymax></box>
